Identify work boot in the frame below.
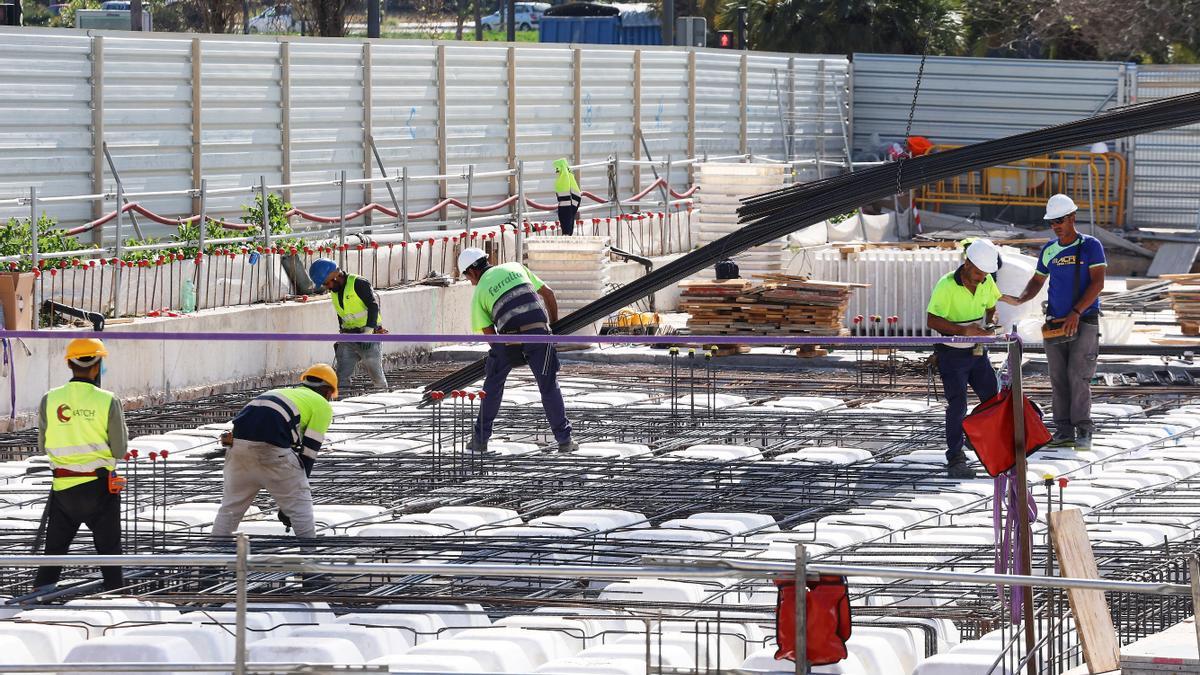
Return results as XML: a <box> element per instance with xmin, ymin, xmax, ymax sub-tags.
<box><xmin>465</xmin><ymin>436</ymin><xmax>486</xmax><ymax>454</ymax></box>
<box><xmin>557</xmin><ymin>440</ymin><xmax>579</xmax><ymax>454</ymax></box>
<box><xmin>1047</xmin><ymin>428</ymin><xmax>1075</xmax><ymax>448</ymax></box>
<box><xmin>1074</xmin><ymin>429</ymin><xmax>1092</xmax><ymax>451</ymax></box>
<box><xmin>947</xmin><ymin>459</ymin><xmax>977</xmax><ymax>480</ymax></box>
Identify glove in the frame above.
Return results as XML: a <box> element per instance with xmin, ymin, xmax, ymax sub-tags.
<box><xmin>277</xmin><ymin>511</ymin><xmax>292</xmax><ymax>532</ymax></box>
<box><xmin>299</xmin><ymin>454</ymin><xmax>315</xmax><ymax>478</ymax></box>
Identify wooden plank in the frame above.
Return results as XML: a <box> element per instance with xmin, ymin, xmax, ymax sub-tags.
<box><xmin>1049</xmin><ymin>509</ymin><xmax>1121</xmax><ymax>674</ymax></box>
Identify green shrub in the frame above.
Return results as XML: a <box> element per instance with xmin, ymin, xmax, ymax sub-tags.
<box><xmin>0</xmin><ymin>215</ymin><xmax>93</xmax><ymax>272</ymax></box>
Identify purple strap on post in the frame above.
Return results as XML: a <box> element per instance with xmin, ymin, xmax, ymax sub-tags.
<box><xmin>993</xmin><ymin>466</ymin><xmax>1038</xmax><ymax>623</ymax></box>
<box><xmin>1</xmin><ymin>338</ymin><xmax>13</xmax><ymax>420</ymax></box>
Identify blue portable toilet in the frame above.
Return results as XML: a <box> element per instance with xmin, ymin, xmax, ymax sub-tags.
<box><xmin>539</xmin><ymin>2</ymin><xmax>662</xmax><ymax>45</ymax></box>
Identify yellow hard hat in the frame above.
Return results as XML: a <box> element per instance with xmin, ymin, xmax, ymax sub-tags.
<box><xmin>300</xmin><ymin>363</ymin><xmax>338</xmax><ymax>399</ymax></box>
<box><xmin>65</xmin><ymin>338</ymin><xmax>108</xmax><ymax>366</ymax></box>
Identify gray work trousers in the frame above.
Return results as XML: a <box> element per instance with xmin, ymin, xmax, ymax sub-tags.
<box><xmin>211</xmin><ymin>440</ymin><xmax>316</xmax><ymax>538</ymax></box>
<box><xmin>1044</xmin><ymin>320</ymin><xmax>1100</xmax><ymax>434</ymax></box>
<box><xmin>335</xmin><ymin>341</ymin><xmax>387</xmax><ymax>390</ymax></box>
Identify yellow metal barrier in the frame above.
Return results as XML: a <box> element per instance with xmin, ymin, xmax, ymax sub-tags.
<box><xmin>916</xmin><ymin>146</ymin><xmax>1127</xmax><ymax>226</ymax></box>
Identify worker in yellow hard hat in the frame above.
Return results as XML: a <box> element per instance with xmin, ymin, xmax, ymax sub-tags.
<box><xmin>35</xmin><ymin>338</ymin><xmax>128</xmax><ymax>593</ymax></box>
<box><xmin>211</xmin><ymin>364</ymin><xmax>337</xmax><ymax>538</ymax></box>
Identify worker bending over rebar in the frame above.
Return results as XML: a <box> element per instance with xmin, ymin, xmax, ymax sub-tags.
<box><xmin>927</xmin><ymin>239</ymin><xmax>1003</xmax><ymax>480</ymax></box>
<box><xmin>309</xmin><ymin>258</ymin><xmax>389</xmax><ymax>393</ymax></box>
<box><xmin>458</xmin><ymin>247</ymin><xmax>577</xmax><ymax>453</ymax></box>
<box><xmin>211</xmin><ymin>365</ymin><xmax>337</xmax><ymax>538</ymax></box>
<box><xmin>35</xmin><ymin>338</ymin><xmax>127</xmax><ymax>593</ymax></box>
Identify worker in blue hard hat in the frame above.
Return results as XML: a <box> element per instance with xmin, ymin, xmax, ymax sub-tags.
<box><xmin>308</xmin><ymin>259</ymin><xmax>388</xmax><ymax>393</ymax></box>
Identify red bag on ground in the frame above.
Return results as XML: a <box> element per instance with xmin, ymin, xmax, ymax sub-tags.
<box><xmin>775</xmin><ymin>575</ymin><xmax>852</xmax><ymax>665</ymax></box>
<box><xmin>962</xmin><ymin>388</ymin><xmax>1052</xmax><ymax>477</ymax></box>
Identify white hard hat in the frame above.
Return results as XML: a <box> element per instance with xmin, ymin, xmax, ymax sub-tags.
<box><xmin>1044</xmin><ymin>193</ymin><xmax>1078</xmax><ymax>220</ymax></box>
<box><xmin>965</xmin><ymin>238</ymin><xmax>1000</xmax><ymax>274</ymax></box>
<box><xmin>457</xmin><ymin>247</ymin><xmax>488</xmax><ymax>274</ymax></box>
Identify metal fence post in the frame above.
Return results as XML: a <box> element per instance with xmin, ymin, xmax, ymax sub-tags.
<box><xmin>113</xmin><ymin>183</ymin><xmax>124</xmax><ymax>317</ymax></box>
<box><xmin>663</xmin><ymin>155</ymin><xmax>672</xmax><ymax>255</ymax></box>
<box><xmin>465</xmin><ymin>163</ymin><xmax>474</xmax><ymax>237</ymax></box>
<box><xmin>29</xmin><ymin>187</ymin><xmax>39</xmax><ymax>330</ymax></box>
<box><xmin>338</xmin><ymin>170</ymin><xmax>348</xmax><ymax>267</ymax></box>
<box><xmin>259</xmin><ymin>176</ymin><xmax>270</xmax><ymax>251</ymax></box>
<box><xmin>196</xmin><ymin>180</ymin><xmax>207</xmax><ymax>307</ymax></box>
<box><xmin>1009</xmin><ymin>336</ymin><xmax>1037</xmax><ymax>675</ymax></box>
<box><xmin>795</xmin><ymin>543</ymin><xmax>807</xmax><ymax>675</ymax></box>
<box><xmin>234</xmin><ymin>531</ymin><xmax>248</xmax><ymax>675</ymax></box>
<box><xmin>401</xmin><ymin>166</ymin><xmax>409</xmax><ymax>283</ymax></box>
<box><xmin>29</xmin><ymin>187</ymin><xmax>39</xmax><ymax>273</ymax></box>
<box><xmin>515</xmin><ymin>160</ymin><xmax>525</xmax><ymax>263</ymax></box>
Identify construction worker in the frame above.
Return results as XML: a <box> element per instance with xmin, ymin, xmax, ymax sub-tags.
<box><xmin>35</xmin><ymin>338</ymin><xmax>127</xmax><ymax>593</ymax></box>
<box><xmin>927</xmin><ymin>239</ymin><xmax>1003</xmax><ymax>480</ymax></box>
<box><xmin>308</xmin><ymin>259</ymin><xmax>388</xmax><ymax>392</ymax></box>
<box><xmin>211</xmin><ymin>365</ymin><xmax>337</xmax><ymax>538</ymax></box>
<box><xmin>457</xmin><ymin>247</ymin><xmax>577</xmax><ymax>453</ymax></box>
<box><xmin>553</xmin><ymin>158</ymin><xmax>581</xmax><ymax>236</ymax></box>
<box><xmin>1001</xmin><ymin>194</ymin><xmax>1106</xmax><ymax>449</ymax></box>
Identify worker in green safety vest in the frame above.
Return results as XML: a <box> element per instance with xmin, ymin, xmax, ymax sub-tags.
<box><xmin>308</xmin><ymin>258</ymin><xmax>388</xmax><ymax>392</ymax></box>
<box><xmin>35</xmin><ymin>338</ymin><xmax>128</xmax><ymax>593</ymax></box>
<box><xmin>926</xmin><ymin>238</ymin><xmax>1002</xmax><ymax>480</ymax></box>
<box><xmin>553</xmin><ymin>158</ymin><xmax>581</xmax><ymax>235</ymax></box>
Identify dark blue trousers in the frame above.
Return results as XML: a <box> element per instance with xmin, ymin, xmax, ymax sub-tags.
<box><xmin>936</xmin><ymin>347</ymin><xmax>998</xmax><ymax>464</ymax></box>
<box><xmin>474</xmin><ymin>331</ymin><xmax>573</xmax><ymax>446</ymax></box>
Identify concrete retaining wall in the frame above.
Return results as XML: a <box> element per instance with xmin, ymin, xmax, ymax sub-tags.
<box><xmin>4</xmin><ymin>282</ymin><xmax>474</xmax><ymax>430</ymax></box>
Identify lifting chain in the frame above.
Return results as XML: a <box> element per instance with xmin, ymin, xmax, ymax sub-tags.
<box><xmin>896</xmin><ymin>34</ymin><xmax>931</xmax><ymax>197</ymax></box>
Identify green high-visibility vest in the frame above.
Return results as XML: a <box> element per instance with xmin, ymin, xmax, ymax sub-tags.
<box><xmin>43</xmin><ymin>382</ymin><xmax>116</xmax><ymax>491</ymax></box>
<box><xmin>332</xmin><ymin>274</ymin><xmax>373</xmax><ymax>330</ymax></box>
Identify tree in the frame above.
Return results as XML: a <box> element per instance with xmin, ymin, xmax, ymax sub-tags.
<box><xmin>295</xmin><ymin>0</ymin><xmax>363</xmax><ymax>36</ymax></box>
<box><xmin>50</xmin><ymin>0</ymin><xmax>100</xmax><ymax>28</ymax></box>
<box><xmin>188</xmin><ymin>0</ymin><xmax>243</xmax><ymax>33</ymax></box>
<box><xmin>716</xmin><ymin>0</ymin><xmax>962</xmax><ymax>56</ymax></box>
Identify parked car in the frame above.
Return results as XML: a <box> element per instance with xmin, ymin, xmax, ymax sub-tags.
<box><xmin>248</xmin><ymin>4</ymin><xmax>304</xmax><ymax>33</ymax></box>
<box><xmin>480</xmin><ymin>2</ymin><xmax>549</xmax><ymax>31</ymax></box>
<box><xmin>100</xmin><ymin>1</ymin><xmax>130</xmax><ymax>9</ymax></box>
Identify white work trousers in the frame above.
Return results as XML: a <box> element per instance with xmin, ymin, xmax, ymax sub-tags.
<box><xmin>211</xmin><ymin>440</ymin><xmax>316</xmax><ymax>538</ymax></box>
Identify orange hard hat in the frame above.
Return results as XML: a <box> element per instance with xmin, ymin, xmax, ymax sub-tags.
<box><xmin>65</xmin><ymin>338</ymin><xmax>108</xmax><ymax>366</ymax></box>
<box><xmin>300</xmin><ymin>363</ymin><xmax>338</xmax><ymax>399</ymax></box>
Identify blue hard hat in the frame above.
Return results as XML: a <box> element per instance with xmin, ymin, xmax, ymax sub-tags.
<box><xmin>309</xmin><ymin>258</ymin><xmax>338</xmax><ymax>287</ymax></box>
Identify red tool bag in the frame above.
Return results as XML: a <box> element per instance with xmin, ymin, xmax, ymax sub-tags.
<box><xmin>963</xmin><ymin>388</ymin><xmax>1052</xmax><ymax>477</ymax></box>
<box><xmin>774</xmin><ymin>575</ymin><xmax>852</xmax><ymax>666</ymax></box>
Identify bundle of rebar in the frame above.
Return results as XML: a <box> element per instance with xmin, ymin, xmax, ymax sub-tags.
<box><xmin>424</xmin><ymin>91</ymin><xmax>1200</xmax><ymax>395</ymax></box>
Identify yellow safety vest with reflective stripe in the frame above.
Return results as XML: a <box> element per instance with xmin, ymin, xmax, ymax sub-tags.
<box><xmin>43</xmin><ymin>382</ymin><xmax>116</xmax><ymax>491</ymax></box>
<box><xmin>331</xmin><ymin>274</ymin><xmax>370</xmax><ymax>330</ymax></box>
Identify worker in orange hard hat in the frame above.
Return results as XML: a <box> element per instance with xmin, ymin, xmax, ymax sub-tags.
<box><xmin>211</xmin><ymin>364</ymin><xmax>337</xmax><ymax>538</ymax></box>
<box><xmin>34</xmin><ymin>338</ymin><xmax>128</xmax><ymax>594</ymax></box>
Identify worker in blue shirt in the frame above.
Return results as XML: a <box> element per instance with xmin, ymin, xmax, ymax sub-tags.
<box><xmin>211</xmin><ymin>364</ymin><xmax>337</xmax><ymax>538</ymax></box>
<box><xmin>1002</xmin><ymin>194</ymin><xmax>1106</xmax><ymax>450</ymax></box>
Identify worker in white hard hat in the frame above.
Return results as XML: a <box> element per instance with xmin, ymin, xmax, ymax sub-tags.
<box><xmin>1000</xmin><ymin>193</ymin><xmax>1106</xmax><ymax>450</ymax></box>
<box><xmin>926</xmin><ymin>238</ymin><xmax>1003</xmax><ymax>479</ymax></box>
<box><xmin>455</xmin><ymin>247</ymin><xmax>576</xmax><ymax>454</ymax></box>
<box><xmin>211</xmin><ymin>364</ymin><xmax>337</xmax><ymax>539</ymax></box>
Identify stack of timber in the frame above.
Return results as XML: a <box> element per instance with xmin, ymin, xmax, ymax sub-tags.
<box><xmin>1167</xmin><ymin>274</ymin><xmax>1200</xmax><ymax>335</ymax></box>
<box><xmin>679</xmin><ymin>275</ymin><xmax>861</xmax><ymax>338</ymax></box>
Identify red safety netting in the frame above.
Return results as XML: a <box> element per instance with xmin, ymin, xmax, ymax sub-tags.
<box><xmin>67</xmin><ymin>179</ymin><xmax>697</xmax><ymax>236</ymax></box>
